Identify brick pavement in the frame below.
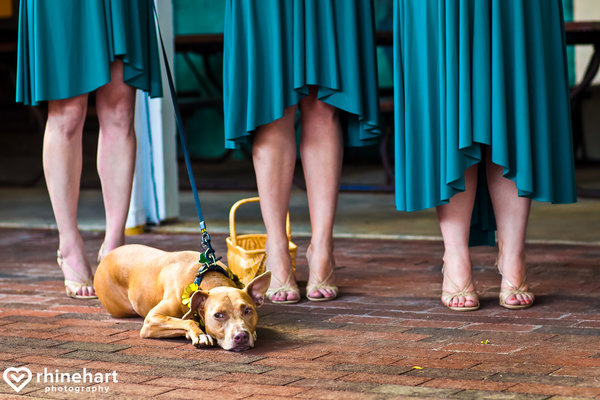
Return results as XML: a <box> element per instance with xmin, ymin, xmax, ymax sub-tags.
<box><xmin>0</xmin><ymin>227</ymin><xmax>599</xmax><ymax>399</ymax></box>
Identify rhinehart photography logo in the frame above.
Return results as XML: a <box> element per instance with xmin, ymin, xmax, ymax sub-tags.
<box><xmin>3</xmin><ymin>367</ymin><xmax>32</xmax><ymax>393</ymax></box>
<box><xmin>3</xmin><ymin>366</ymin><xmax>118</xmax><ymax>394</ymax></box>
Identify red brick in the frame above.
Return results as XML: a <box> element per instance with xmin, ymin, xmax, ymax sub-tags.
<box><xmin>54</xmin><ymin>326</ymin><xmax>125</xmax><ymax>336</ymax></box>
<box><xmin>338</xmin><ymin>372</ymin><xmax>430</xmax><ymax>386</ymax></box>
<box><xmin>20</xmin><ymin>355</ymin><xmax>88</xmax><ymax>368</ymax></box>
<box><xmin>295</xmin><ymin>388</ymin><xmax>381</xmax><ymax>400</ymax></box>
<box><xmin>300</xmin><ymin>328</ymin><xmax>362</xmax><ymax>338</ymax></box>
<box><xmin>0</xmin><ymin>309</ymin><xmax>63</xmax><ymax>318</ymax></box>
<box><xmin>75</xmin><ymin>361</ymin><xmax>153</xmax><ymax>374</ymax></box>
<box><xmin>100</xmin><ymin>382</ymin><xmax>173</xmax><ymax>397</ymax></box>
<box><xmin>393</xmin><ymin>357</ymin><xmax>479</xmax><ymax>370</ymax></box>
<box><xmin>145</xmin><ymin>377</ymin><xmax>307</xmax><ymax>397</ymax></box>
<box><xmin>422</xmin><ymin>378</ymin><xmax>517</xmax><ymax>392</ymax></box>
<box><xmin>253</xmin><ymin>358</ymin><xmax>338</xmax><ymax>370</ymax></box>
<box><xmin>213</xmin><ymin>372</ymin><xmax>298</xmax><ymax>386</ymax></box>
<box><xmin>370</xmin><ymin>347</ymin><xmax>453</xmax><ymax>359</ymax></box>
<box><xmin>249</xmin><ymin>347</ymin><xmax>331</xmax><ymax>360</ymax></box>
<box><xmin>51</xmin><ymin>333</ymin><xmax>125</xmax><ymax>344</ymax></box>
<box><xmin>111</xmin><ymin>337</ymin><xmax>187</xmax><ymax>349</ymax></box>
<box><xmin>441</xmin><ymin>343</ymin><xmax>521</xmax><ymax>354</ymax></box>
<box><xmin>156</xmin><ymin>388</ymin><xmax>248</xmax><ymax>399</ymax></box>
<box><xmin>470</xmin><ymin>362</ymin><xmax>560</xmax><ymax>375</ymax></box>
<box><xmin>316</xmin><ymin>352</ymin><xmax>402</xmax><ymax>366</ymax></box>
<box><xmin>0</xmin><ymin>328</ymin><xmax>64</xmax><ymax>340</ymax></box>
<box><xmin>0</xmin><ymin>295</ymin><xmax>52</xmax><ymax>304</ymax></box>
<box><xmin>462</xmin><ymin>323</ymin><xmax>538</xmax><ymax>332</ymax></box>
<box><xmin>264</xmin><ymin>367</ymin><xmax>350</xmax><ymax>380</ymax></box>
<box><xmin>508</xmin><ymin>383</ymin><xmax>600</xmax><ymax>397</ymax></box>
<box><xmin>552</xmin><ymin>366</ymin><xmax>600</xmax><ymax>377</ymax></box>
<box><xmin>396</xmin><ymin>319</ymin><xmax>467</xmax><ymax>329</ymax></box>
<box><xmin>327</xmin><ymin>316</ymin><xmax>396</xmax><ymax>325</ymax></box>
<box><xmin>49</xmin><ymin>305</ymin><xmax>106</xmax><ymax>314</ymax></box>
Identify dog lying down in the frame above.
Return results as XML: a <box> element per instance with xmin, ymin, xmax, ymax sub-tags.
<box><xmin>94</xmin><ymin>244</ymin><xmax>271</xmax><ymax>352</ymax></box>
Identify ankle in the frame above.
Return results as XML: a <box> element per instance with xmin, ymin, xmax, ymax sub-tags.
<box><xmin>101</xmin><ymin>235</ymin><xmax>125</xmax><ymax>253</ymax></box>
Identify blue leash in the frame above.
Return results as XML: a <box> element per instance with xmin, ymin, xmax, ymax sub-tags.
<box><xmin>152</xmin><ymin>4</ymin><xmax>218</xmax><ymax>265</ymax></box>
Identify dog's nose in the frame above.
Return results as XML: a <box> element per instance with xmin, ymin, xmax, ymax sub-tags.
<box><xmin>234</xmin><ymin>330</ymin><xmax>249</xmax><ymax>344</ymax></box>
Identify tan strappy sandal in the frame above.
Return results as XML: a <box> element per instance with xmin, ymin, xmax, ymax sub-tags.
<box><xmin>497</xmin><ymin>264</ymin><xmax>534</xmax><ymax>310</ymax></box>
<box><xmin>56</xmin><ymin>250</ymin><xmax>97</xmax><ymax>299</ymax></box>
<box><xmin>441</xmin><ymin>265</ymin><xmax>480</xmax><ymax>311</ymax></box>
<box><xmin>306</xmin><ymin>269</ymin><xmax>338</xmax><ymax>302</ymax></box>
<box><xmin>266</xmin><ymin>273</ymin><xmax>300</xmax><ymax>304</ymax></box>
<box><xmin>306</xmin><ymin>246</ymin><xmax>338</xmax><ymax>302</ymax></box>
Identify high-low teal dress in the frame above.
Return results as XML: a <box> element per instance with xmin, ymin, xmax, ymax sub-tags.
<box><xmin>16</xmin><ymin>0</ymin><xmax>162</xmax><ymax>106</ymax></box>
<box><xmin>223</xmin><ymin>0</ymin><xmax>380</xmax><ymax>149</ymax></box>
<box><xmin>393</xmin><ymin>0</ymin><xmax>577</xmax><ymax>246</ymax></box>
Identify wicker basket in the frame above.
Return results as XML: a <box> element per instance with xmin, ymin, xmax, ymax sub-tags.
<box><xmin>226</xmin><ymin>197</ymin><xmax>297</xmax><ymax>285</ymax></box>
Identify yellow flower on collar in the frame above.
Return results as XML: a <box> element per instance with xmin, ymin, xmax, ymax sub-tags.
<box><xmin>182</xmin><ymin>283</ymin><xmax>199</xmax><ymax>307</ymax></box>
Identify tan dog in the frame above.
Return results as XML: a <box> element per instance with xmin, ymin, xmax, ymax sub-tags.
<box><xmin>94</xmin><ymin>244</ymin><xmax>271</xmax><ymax>351</ymax></box>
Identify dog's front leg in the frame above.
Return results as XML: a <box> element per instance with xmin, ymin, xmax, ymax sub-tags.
<box><xmin>140</xmin><ymin>301</ymin><xmax>214</xmax><ymax>348</ymax></box>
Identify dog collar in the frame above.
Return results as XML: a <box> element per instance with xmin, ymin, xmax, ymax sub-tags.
<box><xmin>181</xmin><ymin>259</ymin><xmax>245</xmax><ymax>331</ymax></box>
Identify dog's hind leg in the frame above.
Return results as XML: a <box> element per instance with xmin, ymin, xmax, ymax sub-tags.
<box><xmin>140</xmin><ymin>301</ymin><xmax>214</xmax><ymax>347</ymax></box>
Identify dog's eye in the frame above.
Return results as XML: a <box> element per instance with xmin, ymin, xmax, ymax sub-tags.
<box><xmin>243</xmin><ymin>307</ymin><xmax>252</xmax><ymax>315</ymax></box>
<box><xmin>213</xmin><ymin>312</ymin><xmax>224</xmax><ymax>319</ymax></box>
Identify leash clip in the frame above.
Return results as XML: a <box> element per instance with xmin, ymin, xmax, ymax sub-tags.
<box><xmin>201</xmin><ymin>230</ymin><xmax>218</xmax><ymax>265</ymax></box>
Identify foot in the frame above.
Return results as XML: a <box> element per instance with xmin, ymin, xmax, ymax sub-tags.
<box><xmin>440</xmin><ymin>253</ymin><xmax>479</xmax><ymax>311</ymax></box>
<box><xmin>497</xmin><ymin>253</ymin><xmax>534</xmax><ymax>309</ymax></box>
<box><xmin>56</xmin><ymin>246</ymin><xmax>96</xmax><ymax>298</ymax></box>
<box><xmin>265</xmin><ymin>241</ymin><xmax>299</xmax><ymax>304</ymax></box>
<box><xmin>306</xmin><ymin>244</ymin><xmax>338</xmax><ymax>301</ymax></box>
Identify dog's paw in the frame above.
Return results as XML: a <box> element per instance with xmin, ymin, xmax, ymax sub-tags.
<box><xmin>192</xmin><ymin>333</ymin><xmax>215</xmax><ymax>348</ymax></box>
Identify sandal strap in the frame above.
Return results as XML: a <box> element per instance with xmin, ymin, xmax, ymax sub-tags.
<box><xmin>266</xmin><ymin>270</ymin><xmax>299</xmax><ymax>298</ymax></box>
<box><xmin>57</xmin><ymin>250</ymin><xmax>92</xmax><ymax>284</ymax></box>
<box><xmin>306</xmin><ymin>269</ymin><xmax>337</xmax><ymax>293</ymax></box>
<box><xmin>496</xmin><ymin>262</ymin><xmax>535</xmax><ymax>304</ymax></box>
<box><xmin>441</xmin><ymin>265</ymin><xmax>479</xmax><ymax>306</ymax></box>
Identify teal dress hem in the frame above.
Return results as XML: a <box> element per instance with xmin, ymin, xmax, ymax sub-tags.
<box><xmin>223</xmin><ymin>0</ymin><xmax>381</xmax><ymax>150</ymax></box>
<box><xmin>16</xmin><ymin>0</ymin><xmax>162</xmax><ymax>106</ymax></box>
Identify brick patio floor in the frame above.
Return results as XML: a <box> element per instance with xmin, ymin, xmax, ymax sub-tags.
<box><xmin>0</xmin><ymin>227</ymin><xmax>599</xmax><ymax>399</ymax></box>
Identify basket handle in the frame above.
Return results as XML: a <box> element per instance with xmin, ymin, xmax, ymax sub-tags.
<box><xmin>229</xmin><ymin>197</ymin><xmax>291</xmax><ymax>247</ymax></box>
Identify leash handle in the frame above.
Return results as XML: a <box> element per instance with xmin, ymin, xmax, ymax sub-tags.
<box><xmin>151</xmin><ymin>3</ymin><xmax>216</xmax><ymax>263</ymax></box>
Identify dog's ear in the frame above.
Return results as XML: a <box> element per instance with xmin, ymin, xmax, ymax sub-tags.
<box><xmin>244</xmin><ymin>271</ymin><xmax>271</xmax><ymax>308</ymax></box>
<box><xmin>182</xmin><ymin>290</ymin><xmax>209</xmax><ymax>320</ymax></box>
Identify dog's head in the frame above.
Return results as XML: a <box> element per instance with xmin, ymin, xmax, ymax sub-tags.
<box><xmin>183</xmin><ymin>271</ymin><xmax>271</xmax><ymax>351</ymax></box>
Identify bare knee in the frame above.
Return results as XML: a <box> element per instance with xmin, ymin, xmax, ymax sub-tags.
<box><xmin>99</xmin><ymin>100</ymin><xmax>135</xmax><ymax>137</ymax></box>
<box><xmin>46</xmin><ymin>96</ymin><xmax>88</xmax><ymax>139</ymax></box>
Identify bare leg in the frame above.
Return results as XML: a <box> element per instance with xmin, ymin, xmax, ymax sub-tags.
<box><xmin>436</xmin><ymin>165</ymin><xmax>479</xmax><ymax>309</ymax></box>
<box><xmin>43</xmin><ymin>94</ymin><xmax>95</xmax><ymax>297</ymax></box>
<box><xmin>95</xmin><ymin>60</ymin><xmax>137</xmax><ymax>261</ymax></box>
<box><xmin>486</xmin><ymin>153</ymin><xmax>533</xmax><ymax>306</ymax></box>
<box><xmin>299</xmin><ymin>88</ymin><xmax>342</xmax><ymax>299</ymax></box>
<box><xmin>253</xmin><ymin>106</ymin><xmax>299</xmax><ymax>302</ymax></box>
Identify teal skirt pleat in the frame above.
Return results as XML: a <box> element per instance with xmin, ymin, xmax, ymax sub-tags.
<box><xmin>393</xmin><ymin>0</ymin><xmax>577</xmax><ymax>246</ymax></box>
<box><xmin>16</xmin><ymin>0</ymin><xmax>162</xmax><ymax>106</ymax></box>
<box><xmin>223</xmin><ymin>0</ymin><xmax>380</xmax><ymax>149</ymax></box>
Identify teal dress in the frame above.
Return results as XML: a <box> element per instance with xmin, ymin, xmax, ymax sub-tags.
<box><xmin>16</xmin><ymin>0</ymin><xmax>162</xmax><ymax>106</ymax></box>
<box><xmin>223</xmin><ymin>0</ymin><xmax>380</xmax><ymax>149</ymax></box>
<box><xmin>393</xmin><ymin>0</ymin><xmax>577</xmax><ymax>246</ymax></box>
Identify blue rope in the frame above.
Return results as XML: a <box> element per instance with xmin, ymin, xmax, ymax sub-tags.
<box><xmin>152</xmin><ymin>4</ymin><xmax>216</xmax><ymax>261</ymax></box>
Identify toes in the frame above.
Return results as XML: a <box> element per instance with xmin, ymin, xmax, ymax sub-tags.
<box><xmin>464</xmin><ymin>297</ymin><xmax>477</xmax><ymax>307</ymax></box>
<box><xmin>286</xmin><ymin>291</ymin><xmax>299</xmax><ymax>301</ymax></box>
